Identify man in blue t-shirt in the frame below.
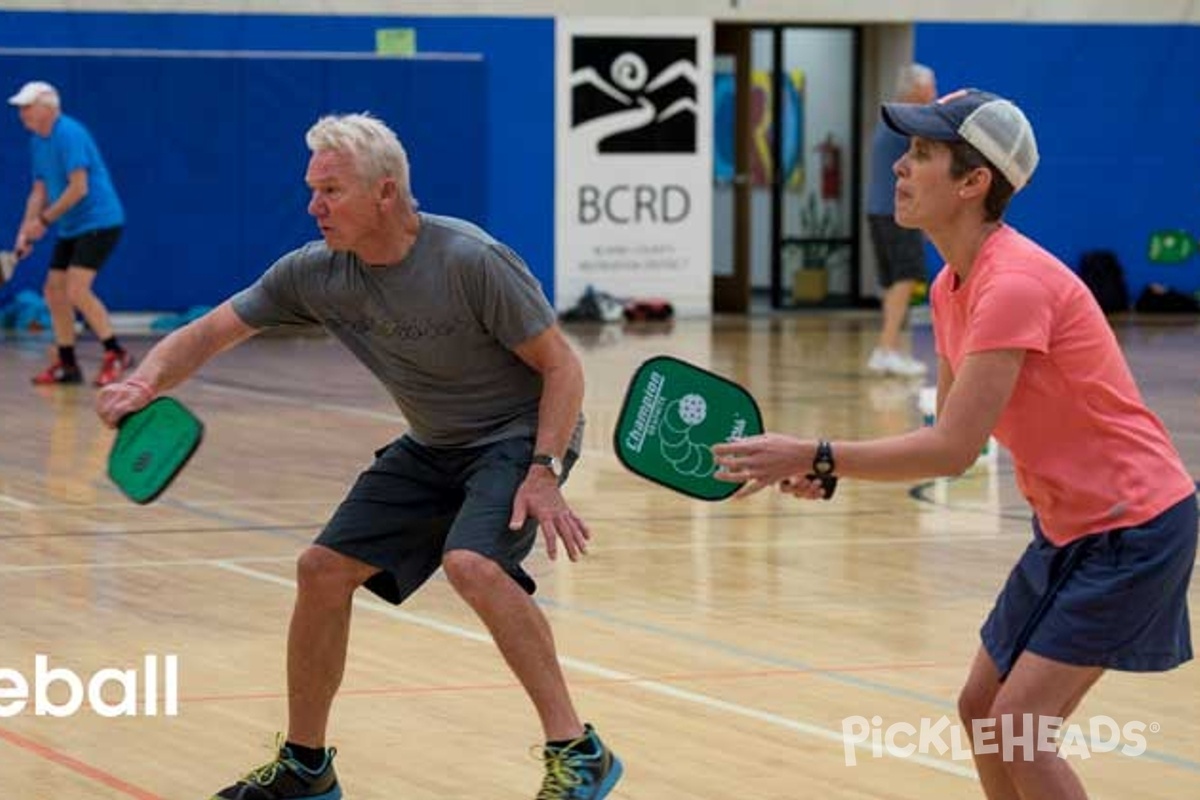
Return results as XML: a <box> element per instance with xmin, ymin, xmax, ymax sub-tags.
<box><xmin>8</xmin><ymin>80</ymin><xmax>134</xmax><ymax>386</ymax></box>
<box><xmin>865</xmin><ymin>64</ymin><xmax>936</xmax><ymax>377</ymax></box>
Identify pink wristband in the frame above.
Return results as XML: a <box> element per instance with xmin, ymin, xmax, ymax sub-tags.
<box><xmin>125</xmin><ymin>377</ymin><xmax>155</xmax><ymax>398</ymax></box>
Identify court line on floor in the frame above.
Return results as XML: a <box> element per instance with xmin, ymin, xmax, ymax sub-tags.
<box><xmin>0</xmin><ymin>554</ymin><xmax>296</xmax><ymax>574</ymax></box>
<box><xmin>17</xmin><ymin>549</ymin><xmax>1191</xmax><ymax>743</ymax></box>
<box><xmin>0</xmin><ymin>528</ymin><xmax>1016</xmax><ymax>548</ymax></box>
<box><xmin>0</xmin><ymin>493</ymin><xmax>36</xmax><ymax>510</ymax></box>
<box><xmin>181</xmin><ymin>661</ymin><xmax>941</xmax><ymax>703</ymax></box>
<box><xmin>0</xmin><ymin>498</ymin><xmax>334</xmax><ymax>514</ymax></box>
<box><xmin>213</xmin><ymin>560</ymin><xmax>977</xmax><ymax>781</ymax></box>
<box><xmin>535</xmin><ymin>597</ymin><xmax>1200</xmax><ymax>775</ymax></box>
<box><xmin>0</xmin><ymin>727</ymin><xmax>163</xmax><ymax>800</ymax></box>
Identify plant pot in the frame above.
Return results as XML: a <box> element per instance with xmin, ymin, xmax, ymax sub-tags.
<box><xmin>792</xmin><ymin>267</ymin><xmax>828</xmax><ymax>303</ymax></box>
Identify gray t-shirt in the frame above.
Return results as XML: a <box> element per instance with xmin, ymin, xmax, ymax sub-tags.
<box><xmin>232</xmin><ymin>212</ymin><xmax>583</xmax><ymax>450</ymax></box>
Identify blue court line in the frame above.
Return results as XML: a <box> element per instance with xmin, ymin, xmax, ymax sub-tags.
<box><xmin>70</xmin><ymin>470</ymin><xmax>1200</xmax><ymax>775</ymax></box>
<box><xmin>536</xmin><ymin>596</ymin><xmax>1200</xmax><ymax>773</ymax></box>
<box><xmin>537</xmin><ymin>596</ymin><xmax>954</xmax><ymax>706</ymax></box>
<box><xmin>29</xmin><ymin>381</ymin><xmax>1194</xmax><ymax>776</ymax></box>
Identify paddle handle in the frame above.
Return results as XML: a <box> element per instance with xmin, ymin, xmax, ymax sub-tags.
<box><xmin>112</xmin><ymin>378</ymin><xmax>156</xmax><ymax>429</ymax></box>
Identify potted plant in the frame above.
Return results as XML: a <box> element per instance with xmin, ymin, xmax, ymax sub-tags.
<box><xmin>790</xmin><ymin>189</ymin><xmax>839</xmax><ymax>303</ymax></box>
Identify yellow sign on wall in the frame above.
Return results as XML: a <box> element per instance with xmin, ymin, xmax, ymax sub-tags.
<box><xmin>375</xmin><ymin>28</ymin><xmax>417</xmax><ymax>56</ymax></box>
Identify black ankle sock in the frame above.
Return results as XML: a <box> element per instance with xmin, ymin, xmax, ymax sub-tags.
<box><xmin>547</xmin><ymin>732</ymin><xmax>598</xmax><ymax>755</ymax></box>
<box><xmin>284</xmin><ymin>742</ymin><xmax>327</xmax><ymax>771</ymax></box>
<box><xmin>57</xmin><ymin>346</ymin><xmax>77</xmax><ymax>369</ymax></box>
<box><xmin>101</xmin><ymin>336</ymin><xmax>123</xmax><ymax>353</ymax></box>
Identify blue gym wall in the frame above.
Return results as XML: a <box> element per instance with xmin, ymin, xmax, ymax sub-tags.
<box><xmin>1</xmin><ymin>12</ymin><xmax>1197</xmax><ymax>309</ymax></box>
<box><xmin>916</xmin><ymin>23</ymin><xmax>1200</xmax><ymax>299</ymax></box>
<box><xmin>0</xmin><ymin>11</ymin><xmax>555</xmax><ymax>310</ymax></box>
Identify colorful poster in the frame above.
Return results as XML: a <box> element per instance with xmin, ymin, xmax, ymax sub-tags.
<box><xmin>713</xmin><ymin>69</ymin><xmax>805</xmax><ymax>188</ymax></box>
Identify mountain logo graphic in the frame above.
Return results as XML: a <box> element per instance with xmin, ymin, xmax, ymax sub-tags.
<box><xmin>570</xmin><ymin>36</ymin><xmax>698</xmax><ymax>154</ymax></box>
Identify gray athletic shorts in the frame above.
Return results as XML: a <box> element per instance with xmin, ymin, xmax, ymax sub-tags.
<box><xmin>868</xmin><ymin>214</ymin><xmax>926</xmax><ymax>288</ymax></box>
<box><xmin>316</xmin><ymin>434</ymin><xmax>577</xmax><ymax>605</ymax></box>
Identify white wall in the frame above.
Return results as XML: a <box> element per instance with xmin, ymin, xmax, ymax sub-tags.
<box><xmin>2</xmin><ymin>0</ymin><xmax>1199</xmax><ymax>24</ymax></box>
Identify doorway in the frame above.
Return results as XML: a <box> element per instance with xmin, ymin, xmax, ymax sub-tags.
<box><xmin>712</xmin><ymin>24</ymin><xmax>862</xmax><ymax>312</ymax></box>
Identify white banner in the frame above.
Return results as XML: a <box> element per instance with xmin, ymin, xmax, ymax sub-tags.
<box><xmin>556</xmin><ymin>17</ymin><xmax>713</xmax><ymax>317</ymax></box>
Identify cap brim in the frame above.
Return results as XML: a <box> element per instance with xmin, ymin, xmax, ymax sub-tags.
<box><xmin>881</xmin><ymin>102</ymin><xmax>962</xmax><ymax>141</ymax></box>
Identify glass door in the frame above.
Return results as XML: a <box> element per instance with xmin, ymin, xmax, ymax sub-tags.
<box><xmin>773</xmin><ymin>27</ymin><xmax>860</xmax><ymax>308</ymax></box>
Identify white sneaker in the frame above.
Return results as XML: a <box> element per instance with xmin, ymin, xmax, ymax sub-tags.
<box><xmin>866</xmin><ymin>348</ymin><xmax>928</xmax><ymax>377</ymax></box>
<box><xmin>866</xmin><ymin>347</ymin><xmax>891</xmax><ymax>374</ymax></box>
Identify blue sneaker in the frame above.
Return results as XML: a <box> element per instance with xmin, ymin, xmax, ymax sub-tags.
<box><xmin>537</xmin><ymin>724</ymin><xmax>623</xmax><ymax>800</ymax></box>
<box><xmin>210</xmin><ymin>740</ymin><xmax>341</xmax><ymax>800</ymax></box>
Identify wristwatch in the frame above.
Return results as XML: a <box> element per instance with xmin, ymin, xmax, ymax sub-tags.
<box><xmin>531</xmin><ymin>453</ymin><xmax>563</xmax><ymax>479</ymax></box>
<box><xmin>805</xmin><ymin>439</ymin><xmax>838</xmax><ymax>500</ymax></box>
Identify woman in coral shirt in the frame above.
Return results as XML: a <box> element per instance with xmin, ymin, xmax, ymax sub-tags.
<box><xmin>714</xmin><ymin>89</ymin><xmax>1197</xmax><ymax>800</ymax></box>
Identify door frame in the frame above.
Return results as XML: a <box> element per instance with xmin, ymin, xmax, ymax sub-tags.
<box><xmin>712</xmin><ymin>24</ymin><xmax>752</xmax><ymax>314</ymax></box>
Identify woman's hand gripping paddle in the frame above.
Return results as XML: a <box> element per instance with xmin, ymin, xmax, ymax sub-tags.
<box><xmin>613</xmin><ymin>355</ymin><xmax>763</xmax><ymax>501</ymax></box>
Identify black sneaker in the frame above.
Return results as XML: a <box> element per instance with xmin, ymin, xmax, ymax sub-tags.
<box><xmin>537</xmin><ymin>724</ymin><xmax>623</xmax><ymax>800</ymax></box>
<box><xmin>210</xmin><ymin>742</ymin><xmax>340</xmax><ymax>800</ymax></box>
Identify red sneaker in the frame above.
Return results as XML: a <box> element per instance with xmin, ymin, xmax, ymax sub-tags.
<box><xmin>93</xmin><ymin>350</ymin><xmax>135</xmax><ymax>387</ymax></box>
<box><xmin>32</xmin><ymin>361</ymin><xmax>84</xmax><ymax>385</ymax></box>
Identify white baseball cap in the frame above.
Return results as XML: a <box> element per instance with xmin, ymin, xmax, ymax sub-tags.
<box><xmin>7</xmin><ymin>80</ymin><xmax>59</xmax><ymax>107</ymax></box>
<box><xmin>882</xmin><ymin>88</ymin><xmax>1039</xmax><ymax>192</ymax></box>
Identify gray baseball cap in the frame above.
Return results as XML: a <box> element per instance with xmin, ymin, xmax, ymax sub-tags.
<box><xmin>883</xmin><ymin>88</ymin><xmax>1039</xmax><ymax>192</ymax></box>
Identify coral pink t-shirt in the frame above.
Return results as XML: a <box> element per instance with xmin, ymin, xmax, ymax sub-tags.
<box><xmin>931</xmin><ymin>225</ymin><xmax>1194</xmax><ymax>545</ymax></box>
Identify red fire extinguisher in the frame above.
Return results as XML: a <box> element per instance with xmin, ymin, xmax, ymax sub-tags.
<box><xmin>817</xmin><ymin>135</ymin><xmax>842</xmax><ymax>201</ymax></box>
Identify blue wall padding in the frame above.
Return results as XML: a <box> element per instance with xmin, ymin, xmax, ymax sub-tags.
<box><xmin>0</xmin><ymin>52</ymin><xmax>487</xmax><ymax>310</ymax></box>
<box><xmin>917</xmin><ymin>23</ymin><xmax>1200</xmax><ymax>297</ymax></box>
<box><xmin>0</xmin><ymin>10</ymin><xmax>554</xmax><ymax>309</ymax></box>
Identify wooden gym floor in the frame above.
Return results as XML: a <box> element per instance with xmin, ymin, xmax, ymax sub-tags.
<box><xmin>0</xmin><ymin>313</ymin><xmax>1197</xmax><ymax>799</ymax></box>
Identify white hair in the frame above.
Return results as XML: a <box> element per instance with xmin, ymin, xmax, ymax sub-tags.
<box><xmin>305</xmin><ymin>113</ymin><xmax>415</xmax><ymax>205</ymax></box>
<box><xmin>895</xmin><ymin>64</ymin><xmax>935</xmax><ymax>99</ymax></box>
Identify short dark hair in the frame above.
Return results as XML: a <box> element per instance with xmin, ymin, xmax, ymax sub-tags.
<box><xmin>946</xmin><ymin>141</ymin><xmax>1015</xmax><ymax>222</ymax></box>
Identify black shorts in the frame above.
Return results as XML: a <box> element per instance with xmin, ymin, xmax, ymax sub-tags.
<box><xmin>868</xmin><ymin>215</ymin><xmax>926</xmax><ymax>288</ymax></box>
<box><xmin>316</xmin><ymin>435</ymin><xmax>578</xmax><ymax>605</ymax></box>
<box><xmin>49</xmin><ymin>226</ymin><xmax>123</xmax><ymax>271</ymax></box>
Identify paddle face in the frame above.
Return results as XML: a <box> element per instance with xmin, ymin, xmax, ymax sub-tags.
<box><xmin>613</xmin><ymin>355</ymin><xmax>763</xmax><ymax>501</ymax></box>
<box><xmin>107</xmin><ymin>397</ymin><xmax>204</xmax><ymax>504</ymax></box>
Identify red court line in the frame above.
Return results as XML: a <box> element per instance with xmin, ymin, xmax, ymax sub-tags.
<box><xmin>0</xmin><ymin>727</ymin><xmax>164</xmax><ymax>800</ymax></box>
<box><xmin>184</xmin><ymin>660</ymin><xmax>939</xmax><ymax>704</ymax></box>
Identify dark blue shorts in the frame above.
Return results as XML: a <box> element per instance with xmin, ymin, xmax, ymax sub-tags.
<box><xmin>316</xmin><ymin>435</ymin><xmax>576</xmax><ymax>606</ymax></box>
<box><xmin>982</xmin><ymin>493</ymin><xmax>1198</xmax><ymax>680</ymax></box>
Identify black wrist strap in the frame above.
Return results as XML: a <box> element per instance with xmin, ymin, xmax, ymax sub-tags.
<box><xmin>805</xmin><ymin>439</ymin><xmax>838</xmax><ymax>500</ymax></box>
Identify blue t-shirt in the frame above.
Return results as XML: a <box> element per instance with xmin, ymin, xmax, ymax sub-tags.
<box><xmin>865</xmin><ymin>120</ymin><xmax>910</xmax><ymax>216</ymax></box>
<box><xmin>31</xmin><ymin>114</ymin><xmax>125</xmax><ymax>237</ymax></box>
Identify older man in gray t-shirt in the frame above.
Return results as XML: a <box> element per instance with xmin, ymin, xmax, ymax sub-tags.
<box><xmin>96</xmin><ymin>114</ymin><xmax>622</xmax><ymax>800</ymax></box>
<box><xmin>233</xmin><ymin>215</ymin><xmax>584</xmax><ymax>451</ymax></box>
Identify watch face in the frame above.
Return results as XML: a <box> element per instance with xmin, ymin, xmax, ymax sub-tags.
<box><xmin>533</xmin><ymin>455</ymin><xmax>562</xmax><ymax>476</ymax></box>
